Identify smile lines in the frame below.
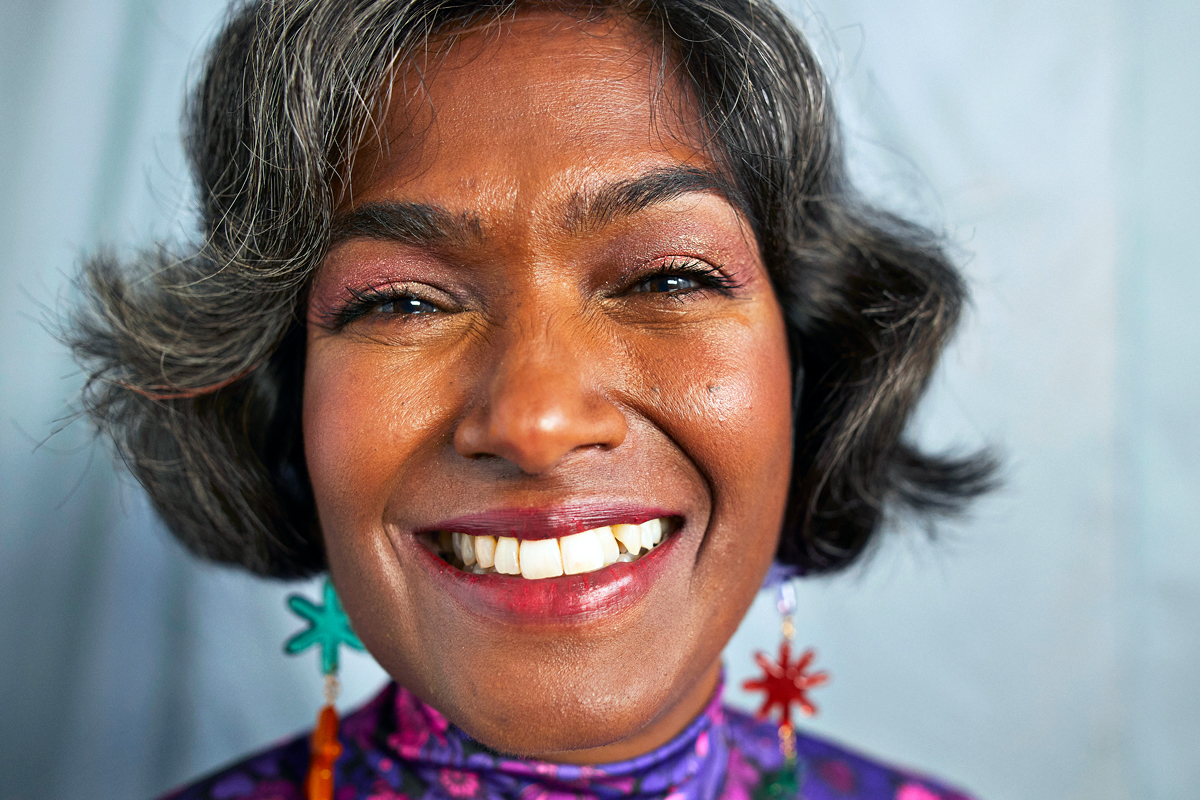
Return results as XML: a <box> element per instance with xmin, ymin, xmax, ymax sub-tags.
<box><xmin>428</xmin><ymin>518</ymin><xmax>670</xmax><ymax>580</ymax></box>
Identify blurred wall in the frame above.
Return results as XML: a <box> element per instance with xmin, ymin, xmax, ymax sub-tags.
<box><xmin>1</xmin><ymin>1</ymin><xmax>1196</xmax><ymax>798</ymax></box>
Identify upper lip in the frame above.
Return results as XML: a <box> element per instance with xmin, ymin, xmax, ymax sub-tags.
<box><xmin>417</xmin><ymin>502</ymin><xmax>678</xmax><ymax>540</ymax></box>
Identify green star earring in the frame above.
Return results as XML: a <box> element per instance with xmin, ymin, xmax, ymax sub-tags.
<box><xmin>285</xmin><ymin>579</ymin><xmax>365</xmax><ymax>674</ymax></box>
<box><xmin>285</xmin><ymin>578</ymin><xmax>365</xmax><ymax>800</ymax></box>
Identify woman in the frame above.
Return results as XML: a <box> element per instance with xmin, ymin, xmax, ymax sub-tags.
<box><xmin>69</xmin><ymin>0</ymin><xmax>993</xmax><ymax>798</ymax></box>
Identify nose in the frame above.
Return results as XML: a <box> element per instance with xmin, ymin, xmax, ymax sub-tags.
<box><xmin>453</xmin><ymin>316</ymin><xmax>627</xmax><ymax>475</ymax></box>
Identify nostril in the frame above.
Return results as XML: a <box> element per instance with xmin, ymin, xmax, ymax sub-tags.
<box><xmin>453</xmin><ymin>389</ymin><xmax>627</xmax><ymax>474</ymax></box>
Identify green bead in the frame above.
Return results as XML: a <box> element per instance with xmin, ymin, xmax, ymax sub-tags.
<box><xmin>753</xmin><ymin>758</ymin><xmax>802</xmax><ymax>800</ymax></box>
<box><xmin>284</xmin><ymin>578</ymin><xmax>365</xmax><ymax>675</ymax></box>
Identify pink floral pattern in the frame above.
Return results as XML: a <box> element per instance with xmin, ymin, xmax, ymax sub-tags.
<box><xmin>895</xmin><ymin>785</ymin><xmax>944</xmax><ymax>800</ymax></box>
<box><xmin>162</xmin><ymin>681</ymin><xmax>975</xmax><ymax>800</ymax></box>
<box><xmin>439</xmin><ymin>769</ymin><xmax>481</xmax><ymax>798</ymax></box>
<box><xmin>716</xmin><ymin>748</ymin><xmax>759</xmax><ymax>800</ymax></box>
<box><xmin>388</xmin><ymin>688</ymin><xmax>450</xmax><ymax>760</ymax></box>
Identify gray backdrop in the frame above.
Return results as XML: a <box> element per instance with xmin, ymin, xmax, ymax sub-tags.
<box><xmin>2</xmin><ymin>0</ymin><xmax>1197</xmax><ymax>798</ymax></box>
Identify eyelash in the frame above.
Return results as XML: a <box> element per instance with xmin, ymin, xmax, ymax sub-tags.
<box><xmin>324</xmin><ymin>258</ymin><xmax>738</xmax><ymax>329</ymax></box>
<box><xmin>627</xmin><ymin>257</ymin><xmax>740</xmax><ymax>298</ymax></box>
<box><xmin>324</xmin><ymin>284</ymin><xmax>440</xmax><ymax>329</ymax></box>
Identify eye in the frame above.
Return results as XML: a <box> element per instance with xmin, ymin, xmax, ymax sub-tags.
<box><xmin>378</xmin><ymin>296</ymin><xmax>440</xmax><ymax>316</ymax></box>
<box><xmin>632</xmin><ymin>274</ymin><xmax>701</xmax><ymax>294</ymax></box>
<box><xmin>323</xmin><ymin>283</ymin><xmax>454</xmax><ymax>330</ymax></box>
<box><xmin>623</xmin><ymin>258</ymin><xmax>740</xmax><ymax>300</ymax></box>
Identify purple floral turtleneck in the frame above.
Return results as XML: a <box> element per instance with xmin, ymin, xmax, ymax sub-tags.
<box><xmin>161</xmin><ymin>681</ymin><xmax>975</xmax><ymax>800</ymax></box>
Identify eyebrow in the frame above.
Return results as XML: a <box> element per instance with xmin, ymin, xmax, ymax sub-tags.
<box><xmin>328</xmin><ymin>165</ymin><xmax>745</xmax><ymax>249</ymax></box>
<box><xmin>564</xmin><ymin>165</ymin><xmax>744</xmax><ymax>233</ymax></box>
<box><xmin>329</xmin><ymin>203</ymin><xmax>484</xmax><ymax>248</ymax></box>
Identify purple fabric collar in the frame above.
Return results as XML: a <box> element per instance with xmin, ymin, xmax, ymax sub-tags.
<box><xmin>165</xmin><ymin>673</ymin><xmax>977</xmax><ymax>800</ymax></box>
<box><xmin>338</xmin><ymin>679</ymin><xmax>752</xmax><ymax>800</ymax></box>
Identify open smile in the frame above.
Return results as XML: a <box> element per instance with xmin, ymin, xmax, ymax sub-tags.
<box><xmin>423</xmin><ymin>516</ymin><xmax>676</xmax><ymax>579</ymax></box>
<box><xmin>406</xmin><ymin>505</ymin><xmax>685</xmax><ymax>624</ymax></box>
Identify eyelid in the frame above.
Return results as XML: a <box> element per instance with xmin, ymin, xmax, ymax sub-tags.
<box><xmin>623</xmin><ymin>256</ymin><xmax>741</xmax><ymax>295</ymax></box>
<box><xmin>319</xmin><ymin>280</ymin><xmax>457</xmax><ymax>329</ymax></box>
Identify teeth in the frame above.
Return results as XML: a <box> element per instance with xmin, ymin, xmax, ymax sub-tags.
<box><xmin>452</xmin><ymin>532</ymin><xmax>477</xmax><ymax>567</ymax></box>
<box><xmin>560</xmin><ymin>530</ymin><xmax>604</xmax><ymax>575</ymax></box>
<box><xmin>459</xmin><ymin>532</ymin><xmax>476</xmax><ymax>566</ymax></box>
<box><xmin>519</xmin><ymin>538</ymin><xmax>565</xmax><ymax>579</ymax></box>
<box><xmin>475</xmin><ymin>535</ymin><xmax>496</xmax><ymax>569</ymax></box>
<box><xmin>432</xmin><ymin>518</ymin><xmax>672</xmax><ymax>579</ymax></box>
<box><xmin>495</xmin><ymin>536</ymin><xmax>520</xmax><ymax>575</ymax></box>
<box><xmin>640</xmin><ymin>517</ymin><xmax>663</xmax><ymax>550</ymax></box>
<box><xmin>594</xmin><ymin>526</ymin><xmax>620</xmax><ymax>567</ymax></box>
<box><xmin>612</xmin><ymin>524</ymin><xmax>642</xmax><ymax>556</ymax></box>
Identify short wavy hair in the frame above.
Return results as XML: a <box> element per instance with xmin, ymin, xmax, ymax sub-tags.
<box><xmin>68</xmin><ymin>0</ymin><xmax>994</xmax><ymax>578</ymax></box>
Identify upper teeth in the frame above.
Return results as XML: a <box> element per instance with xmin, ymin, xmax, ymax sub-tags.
<box><xmin>440</xmin><ymin>518</ymin><xmax>668</xmax><ymax>579</ymax></box>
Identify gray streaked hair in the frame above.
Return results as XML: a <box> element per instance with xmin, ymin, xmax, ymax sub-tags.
<box><xmin>67</xmin><ymin>0</ymin><xmax>994</xmax><ymax>578</ymax></box>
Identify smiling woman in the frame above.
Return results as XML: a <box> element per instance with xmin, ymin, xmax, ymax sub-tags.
<box><xmin>66</xmin><ymin>1</ymin><xmax>993</xmax><ymax>799</ymax></box>
<box><xmin>306</xmin><ymin>16</ymin><xmax>792</xmax><ymax>760</ymax></box>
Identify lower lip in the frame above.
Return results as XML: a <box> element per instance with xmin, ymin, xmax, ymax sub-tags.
<box><xmin>408</xmin><ymin>531</ymin><xmax>680</xmax><ymax>625</ymax></box>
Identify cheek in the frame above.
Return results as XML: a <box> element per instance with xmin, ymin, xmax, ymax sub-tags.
<box><xmin>628</xmin><ymin>296</ymin><xmax>793</xmax><ymax>598</ymax></box>
<box><xmin>302</xmin><ymin>339</ymin><xmax>444</xmax><ymax>533</ymax></box>
<box><xmin>629</xmin><ymin>299</ymin><xmax>793</xmax><ymax>673</ymax></box>
<box><xmin>644</xmin><ymin>307</ymin><xmax>793</xmax><ymax>512</ymax></box>
<box><xmin>304</xmin><ymin>346</ymin><xmax>378</xmax><ymax>526</ymax></box>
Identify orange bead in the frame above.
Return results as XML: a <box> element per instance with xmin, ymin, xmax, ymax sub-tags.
<box><xmin>305</xmin><ymin>704</ymin><xmax>343</xmax><ymax>800</ymax></box>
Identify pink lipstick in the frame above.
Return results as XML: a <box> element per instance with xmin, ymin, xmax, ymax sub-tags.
<box><xmin>402</xmin><ymin>503</ymin><xmax>683</xmax><ymax>625</ymax></box>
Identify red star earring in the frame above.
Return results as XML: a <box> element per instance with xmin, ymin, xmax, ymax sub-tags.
<box><xmin>743</xmin><ymin>578</ymin><xmax>828</xmax><ymax>791</ymax></box>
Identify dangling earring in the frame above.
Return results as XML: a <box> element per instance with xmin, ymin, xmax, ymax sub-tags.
<box><xmin>285</xmin><ymin>578</ymin><xmax>366</xmax><ymax>800</ymax></box>
<box><xmin>743</xmin><ymin>577</ymin><xmax>829</xmax><ymax>798</ymax></box>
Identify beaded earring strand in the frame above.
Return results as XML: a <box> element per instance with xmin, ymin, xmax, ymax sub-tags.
<box><xmin>286</xmin><ymin>579</ymin><xmax>366</xmax><ymax>800</ymax></box>
<box><xmin>743</xmin><ymin>578</ymin><xmax>829</xmax><ymax>799</ymax></box>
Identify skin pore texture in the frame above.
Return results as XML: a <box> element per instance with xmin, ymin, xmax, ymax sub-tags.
<box><xmin>303</xmin><ymin>12</ymin><xmax>794</xmax><ymax>764</ymax></box>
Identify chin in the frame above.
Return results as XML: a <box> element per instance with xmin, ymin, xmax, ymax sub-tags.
<box><xmin>422</xmin><ymin>650</ymin><xmax>701</xmax><ymax>760</ymax></box>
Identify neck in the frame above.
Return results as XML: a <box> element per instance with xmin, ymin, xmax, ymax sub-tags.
<box><xmin>531</xmin><ymin>660</ymin><xmax>723</xmax><ymax>765</ymax></box>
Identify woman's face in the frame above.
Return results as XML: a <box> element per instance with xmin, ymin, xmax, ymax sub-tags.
<box><xmin>304</xmin><ymin>13</ymin><xmax>793</xmax><ymax>762</ymax></box>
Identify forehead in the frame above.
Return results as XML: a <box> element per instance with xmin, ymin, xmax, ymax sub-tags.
<box><xmin>346</xmin><ymin>10</ymin><xmax>714</xmax><ymax>218</ymax></box>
